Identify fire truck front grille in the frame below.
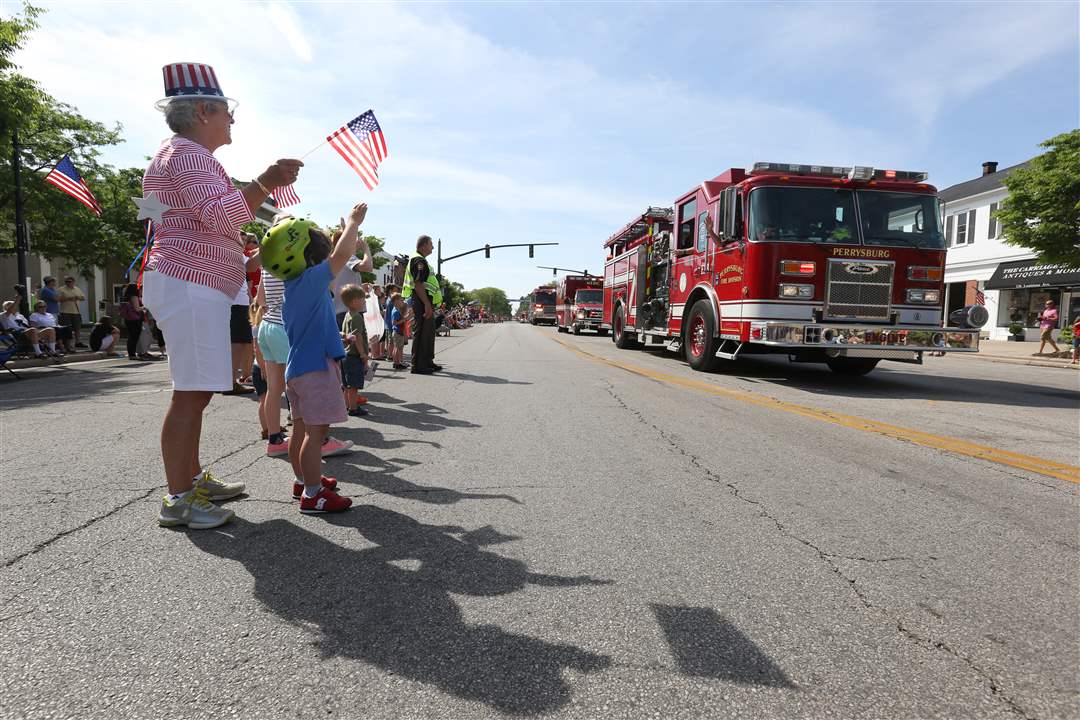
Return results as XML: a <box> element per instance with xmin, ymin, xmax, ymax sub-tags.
<box><xmin>824</xmin><ymin>259</ymin><xmax>894</xmax><ymax>321</ymax></box>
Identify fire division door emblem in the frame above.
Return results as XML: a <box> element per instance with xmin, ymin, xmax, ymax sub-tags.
<box><xmin>679</xmin><ymin>272</ymin><xmax>687</xmax><ymax>292</ymax></box>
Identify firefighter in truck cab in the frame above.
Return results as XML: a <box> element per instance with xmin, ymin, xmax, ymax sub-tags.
<box><xmin>601</xmin><ymin>162</ymin><xmax>988</xmax><ymax>376</ymax></box>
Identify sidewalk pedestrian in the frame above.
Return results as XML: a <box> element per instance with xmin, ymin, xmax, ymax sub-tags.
<box><xmin>29</xmin><ymin>301</ymin><xmax>71</xmax><ymax>355</ymax></box>
<box><xmin>1</xmin><ymin>300</ymin><xmax>49</xmax><ymax>357</ymax></box>
<box><xmin>261</xmin><ymin>203</ymin><xmax>369</xmax><ymax>513</ymax></box>
<box><xmin>89</xmin><ymin>315</ymin><xmax>121</xmax><ymax>356</ymax></box>
<box><xmin>38</xmin><ymin>276</ymin><xmax>60</xmax><ymax>318</ymax></box>
<box><xmin>119</xmin><ymin>283</ymin><xmax>154</xmax><ymax>361</ymax></box>
<box><xmin>1036</xmin><ymin>300</ymin><xmax>1061</xmax><ymax>355</ymax></box>
<box><xmin>1071</xmin><ymin>314</ymin><xmax>1080</xmax><ymax>365</ymax></box>
<box><xmin>57</xmin><ymin>276</ymin><xmax>86</xmax><ymax>348</ymax></box>
<box><xmin>142</xmin><ymin>61</ymin><xmax>303</xmax><ymax>530</ymax></box>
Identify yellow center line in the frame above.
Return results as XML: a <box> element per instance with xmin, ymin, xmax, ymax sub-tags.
<box><xmin>551</xmin><ymin>335</ymin><xmax>1080</xmax><ymax>484</ymax></box>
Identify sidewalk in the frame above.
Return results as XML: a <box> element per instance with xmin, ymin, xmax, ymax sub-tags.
<box><xmin>964</xmin><ymin>340</ymin><xmax>1077</xmax><ymax>370</ymax></box>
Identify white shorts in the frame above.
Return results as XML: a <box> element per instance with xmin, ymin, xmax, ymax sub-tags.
<box><xmin>100</xmin><ymin>334</ymin><xmax>114</xmax><ymax>351</ymax></box>
<box><xmin>143</xmin><ymin>271</ymin><xmax>233</xmax><ymax>392</ymax></box>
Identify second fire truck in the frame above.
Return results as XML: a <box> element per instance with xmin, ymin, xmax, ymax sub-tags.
<box><xmin>556</xmin><ymin>274</ymin><xmax>606</xmax><ymax>335</ymax></box>
<box><xmin>602</xmin><ymin>162</ymin><xmax>988</xmax><ymax>376</ymax></box>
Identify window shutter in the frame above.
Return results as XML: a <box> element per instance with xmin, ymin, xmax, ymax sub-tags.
<box><xmin>988</xmin><ymin>203</ymin><xmax>997</xmax><ymax>239</ymax></box>
<box><xmin>968</xmin><ymin>209</ymin><xmax>977</xmax><ymax>244</ymax></box>
<box><xmin>946</xmin><ymin>215</ymin><xmax>954</xmax><ymax>246</ymax></box>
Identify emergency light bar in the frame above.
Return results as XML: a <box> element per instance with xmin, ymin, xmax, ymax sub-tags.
<box><xmin>750</xmin><ymin>162</ymin><xmax>927</xmax><ymax>183</ymax></box>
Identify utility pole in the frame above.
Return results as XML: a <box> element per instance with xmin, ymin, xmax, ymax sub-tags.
<box><xmin>12</xmin><ymin>129</ymin><xmax>29</xmax><ymax>316</ymax></box>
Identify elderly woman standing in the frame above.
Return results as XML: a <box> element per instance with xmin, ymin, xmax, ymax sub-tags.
<box><xmin>142</xmin><ymin>63</ymin><xmax>302</xmax><ymax>529</ymax></box>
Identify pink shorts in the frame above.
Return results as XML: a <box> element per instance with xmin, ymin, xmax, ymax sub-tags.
<box><xmin>285</xmin><ymin>358</ymin><xmax>347</xmax><ymax>426</ymax></box>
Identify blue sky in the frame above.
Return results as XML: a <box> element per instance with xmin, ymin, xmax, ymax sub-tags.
<box><xmin>12</xmin><ymin>0</ymin><xmax>1079</xmax><ymax>302</ymax></box>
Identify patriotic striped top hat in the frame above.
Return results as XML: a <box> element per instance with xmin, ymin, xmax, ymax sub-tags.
<box><xmin>155</xmin><ymin>62</ymin><xmax>237</xmax><ymax>111</ymax></box>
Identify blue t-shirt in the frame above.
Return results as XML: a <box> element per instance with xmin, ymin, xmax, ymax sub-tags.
<box><xmin>383</xmin><ymin>300</ymin><xmax>394</xmax><ymax>331</ymax></box>
<box><xmin>39</xmin><ymin>287</ymin><xmax>60</xmax><ymax>316</ymax></box>
<box><xmin>283</xmin><ymin>261</ymin><xmax>345</xmax><ymax>381</ymax></box>
<box><xmin>389</xmin><ymin>307</ymin><xmax>404</xmax><ymax>335</ymax></box>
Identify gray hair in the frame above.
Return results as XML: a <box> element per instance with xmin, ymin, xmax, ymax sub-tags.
<box><xmin>163</xmin><ymin>99</ymin><xmax>200</xmax><ymax>133</ymax></box>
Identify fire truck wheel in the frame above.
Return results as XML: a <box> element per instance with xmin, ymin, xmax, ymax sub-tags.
<box><xmin>572</xmin><ymin>326</ymin><xmax>581</xmax><ymax>335</ymax></box>
<box><xmin>825</xmin><ymin>357</ymin><xmax>879</xmax><ymax>376</ymax></box>
<box><xmin>685</xmin><ymin>299</ymin><xmax>721</xmax><ymax>372</ymax></box>
<box><xmin>613</xmin><ymin>305</ymin><xmax>641</xmax><ymax>350</ymax></box>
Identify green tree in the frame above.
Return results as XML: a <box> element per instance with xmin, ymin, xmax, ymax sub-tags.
<box><xmin>466</xmin><ymin>286</ymin><xmax>512</xmax><ymax>316</ymax></box>
<box><xmin>998</xmin><ymin>129</ymin><xmax>1080</xmax><ymax>266</ymax></box>
<box><xmin>441</xmin><ymin>279</ymin><xmax>466</xmax><ymax>307</ymax></box>
<box><xmin>0</xmin><ymin>4</ymin><xmax>128</xmax><ymax>270</ymax></box>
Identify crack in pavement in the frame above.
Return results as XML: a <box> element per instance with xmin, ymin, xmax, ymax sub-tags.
<box><xmin>2</xmin><ymin>439</ymin><xmax>267</xmax><ymax>571</ymax></box>
<box><xmin>601</xmin><ymin>380</ymin><xmax>1034</xmax><ymax>720</ymax></box>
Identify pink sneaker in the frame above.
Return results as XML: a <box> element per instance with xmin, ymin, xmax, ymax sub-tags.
<box><xmin>267</xmin><ymin>436</ymin><xmax>291</xmax><ymax>457</ymax></box>
<box><xmin>321</xmin><ymin>436</ymin><xmax>353</xmax><ymax>457</ymax></box>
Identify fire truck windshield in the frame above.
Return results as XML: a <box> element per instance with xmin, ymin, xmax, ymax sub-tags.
<box><xmin>534</xmin><ymin>291</ymin><xmax>555</xmax><ymax>306</ymax></box>
<box><xmin>749</xmin><ymin>187</ymin><xmax>944</xmax><ymax>249</ymax></box>
<box><xmin>856</xmin><ymin>191</ymin><xmax>944</xmax><ymax>249</ymax></box>
<box><xmin>575</xmin><ymin>290</ymin><xmax>602</xmax><ymax>304</ymax></box>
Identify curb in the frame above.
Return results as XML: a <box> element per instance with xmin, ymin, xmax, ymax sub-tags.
<box><xmin>5</xmin><ymin>352</ymin><xmax>134</xmax><ymax>371</ymax></box>
<box><xmin>964</xmin><ymin>354</ymin><xmax>1078</xmax><ymax>370</ymax></box>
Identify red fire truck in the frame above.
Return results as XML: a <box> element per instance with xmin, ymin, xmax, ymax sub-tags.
<box><xmin>556</xmin><ymin>275</ymin><xmax>606</xmax><ymax>335</ymax></box>
<box><xmin>602</xmin><ymin>163</ymin><xmax>988</xmax><ymax>375</ymax></box>
<box><xmin>528</xmin><ymin>285</ymin><xmax>557</xmax><ymax>325</ymax></box>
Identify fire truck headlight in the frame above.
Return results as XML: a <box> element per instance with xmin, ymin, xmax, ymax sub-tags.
<box><xmin>779</xmin><ymin>283</ymin><xmax>814</xmax><ymax>299</ymax></box>
<box><xmin>907</xmin><ymin>289</ymin><xmax>941</xmax><ymax>304</ymax></box>
<box><xmin>576</xmin><ymin>310</ymin><xmax>585</xmax><ymax>319</ymax></box>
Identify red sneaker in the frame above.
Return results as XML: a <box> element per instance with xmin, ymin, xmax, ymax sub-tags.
<box><xmin>356</xmin><ymin>395</ymin><xmax>369</xmax><ymax>405</ymax></box>
<box><xmin>292</xmin><ymin>475</ymin><xmax>338</xmax><ymax>500</ymax></box>
<box><xmin>299</xmin><ymin>486</ymin><xmax>352</xmax><ymax>514</ymax></box>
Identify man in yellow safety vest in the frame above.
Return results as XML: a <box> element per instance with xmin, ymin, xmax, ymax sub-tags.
<box><xmin>402</xmin><ymin>235</ymin><xmax>443</xmax><ymax>374</ymax></box>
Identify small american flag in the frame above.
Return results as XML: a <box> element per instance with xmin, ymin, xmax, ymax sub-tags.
<box><xmin>45</xmin><ymin>156</ymin><xmax>102</xmax><ymax>216</ymax></box>
<box><xmin>976</xmin><ymin>289</ymin><xmax>985</xmax><ymax>306</ymax></box>
<box><xmin>273</xmin><ymin>184</ymin><xmax>301</xmax><ymax>208</ymax></box>
<box><xmin>326</xmin><ymin>110</ymin><xmax>388</xmax><ymax>190</ymax></box>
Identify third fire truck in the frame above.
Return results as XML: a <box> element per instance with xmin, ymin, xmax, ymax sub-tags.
<box><xmin>528</xmin><ymin>285</ymin><xmax>557</xmax><ymax>325</ymax></box>
<box><xmin>556</xmin><ymin>274</ymin><xmax>606</xmax><ymax>335</ymax></box>
<box><xmin>602</xmin><ymin>162</ymin><xmax>988</xmax><ymax>376</ymax></box>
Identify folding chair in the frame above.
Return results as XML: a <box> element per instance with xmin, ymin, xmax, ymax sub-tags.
<box><xmin>0</xmin><ymin>332</ymin><xmax>21</xmax><ymax>379</ymax></box>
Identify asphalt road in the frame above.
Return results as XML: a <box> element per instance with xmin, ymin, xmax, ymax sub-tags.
<box><xmin>1</xmin><ymin>322</ymin><xmax>1077</xmax><ymax>720</ymax></box>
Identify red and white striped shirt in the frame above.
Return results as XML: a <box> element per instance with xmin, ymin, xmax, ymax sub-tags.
<box><xmin>143</xmin><ymin>137</ymin><xmax>254</xmax><ymax>298</ymax></box>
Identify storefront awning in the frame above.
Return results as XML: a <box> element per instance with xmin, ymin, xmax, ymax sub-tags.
<box><xmin>984</xmin><ymin>259</ymin><xmax>1080</xmax><ymax>290</ymax></box>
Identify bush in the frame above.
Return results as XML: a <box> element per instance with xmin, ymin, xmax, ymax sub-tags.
<box><xmin>1008</xmin><ymin>322</ymin><xmax>1024</xmax><ymax>336</ymax></box>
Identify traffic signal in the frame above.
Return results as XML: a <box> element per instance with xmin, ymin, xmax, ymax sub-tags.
<box><xmin>485</xmin><ymin>244</ymin><xmax>490</xmax><ymax>258</ymax></box>
<box><xmin>528</xmin><ymin>245</ymin><xmax>534</xmax><ymax>258</ymax></box>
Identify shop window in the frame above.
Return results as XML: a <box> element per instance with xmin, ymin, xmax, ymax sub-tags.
<box><xmin>998</xmin><ymin>288</ymin><xmax>1062</xmax><ymax>328</ymax></box>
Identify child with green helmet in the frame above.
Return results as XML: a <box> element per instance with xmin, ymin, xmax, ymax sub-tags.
<box><xmin>261</xmin><ymin>202</ymin><xmax>369</xmax><ymax>514</ymax></box>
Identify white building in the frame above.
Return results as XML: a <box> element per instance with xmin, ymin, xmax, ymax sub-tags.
<box><xmin>372</xmin><ymin>250</ymin><xmax>397</xmax><ymax>285</ymax></box>
<box><xmin>940</xmin><ymin>161</ymin><xmax>1080</xmax><ymax>341</ymax></box>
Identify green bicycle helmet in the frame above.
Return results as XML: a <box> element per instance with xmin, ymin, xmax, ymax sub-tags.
<box><xmin>260</xmin><ymin>217</ymin><xmax>321</xmax><ymax>280</ymax></box>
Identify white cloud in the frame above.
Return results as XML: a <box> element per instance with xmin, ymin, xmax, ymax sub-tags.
<box><xmin>265</xmin><ymin>1</ymin><xmax>314</xmax><ymax>64</ymax></box>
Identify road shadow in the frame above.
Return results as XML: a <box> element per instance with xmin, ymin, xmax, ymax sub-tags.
<box><xmin>435</xmin><ymin>370</ymin><xmax>532</xmax><ymax>386</ymax></box>
<box><xmin>322</xmin><ymin>426</ymin><xmax>521</xmax><ymax>505</ymax></box>
<box><xmin>356</xmin><ymin>399</ymin><xmax>482</xmax><ymax>433</ymax></box>
<box><xmin>651</xmin><ymin>604</ymin><xmax>794</xmax><ymax>688</ymax></box>
<box><xmin>190</xmin><ymin>510</ymin><xmax>612</xmax><ymax>715</ymax></box>
<box><xmin>636</xmin><ymin>346</ymin><xmax>1080</xmax><ymax>409</ymax></box>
